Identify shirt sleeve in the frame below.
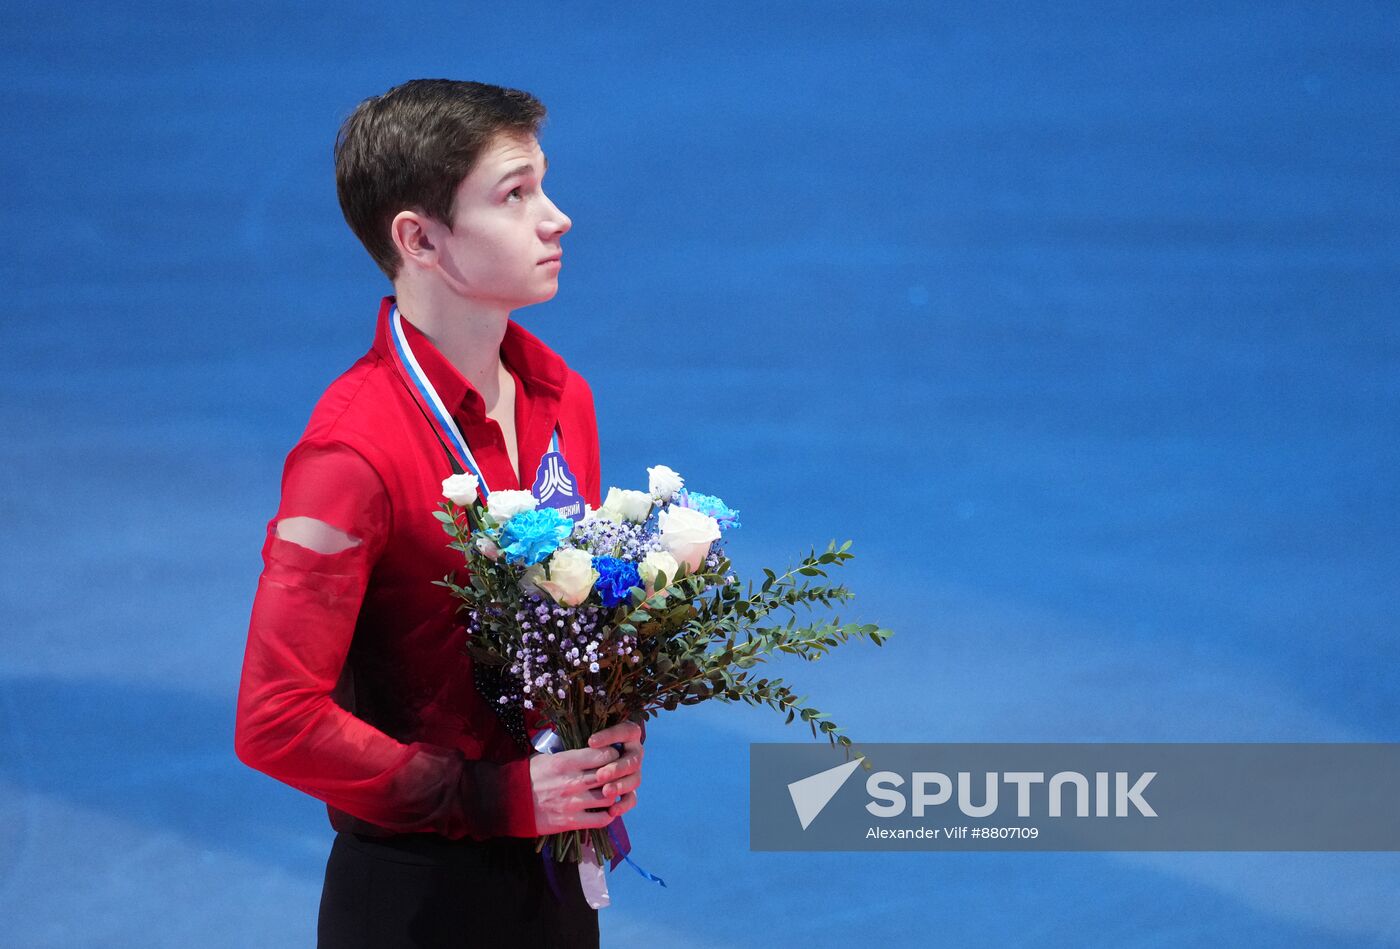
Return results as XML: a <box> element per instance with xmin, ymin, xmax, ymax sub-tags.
<box><xmin>234</xmin><ymin>439</ymin><xmax>537</xmax><ymax>840</ymax></box>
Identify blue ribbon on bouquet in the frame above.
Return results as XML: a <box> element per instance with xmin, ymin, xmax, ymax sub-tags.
<box><xmin>607</xmin><ymin>820</ymin><xmax>667</xmax><ymax>888</ymax></box>
<box><xmin>532</xmin><ymin>729</ymin><xmax>666</xmax><ymax>904</ymax></box>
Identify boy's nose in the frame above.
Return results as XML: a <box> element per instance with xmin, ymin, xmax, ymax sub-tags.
<box><xmin>542</xmin><ymin>194</ymin><xmax>571</xmax><ymax>235</ymax></box>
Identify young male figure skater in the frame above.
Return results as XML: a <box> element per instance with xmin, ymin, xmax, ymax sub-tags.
<box><xmin>234</xmin><ymin>79</ymin><xmax>643</xmax><ymax>948</ymax></box>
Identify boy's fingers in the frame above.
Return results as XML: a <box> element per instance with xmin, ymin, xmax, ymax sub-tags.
<box><xmin>575</xmin><ymin>786</ymin><xmax>611</xmax><ymax>808</ymax></box>
<box><xmin>590</xmin><ymin>746</ymin><xmax>624</xmax><ymax>767</ymax></box>
<box><xmin>563</xmin><ymin>746</ymin><xmax>621</xmax><ymax>770</ymax></box>
<box><xmin>595</xmin><ymin>752</ymin><xmax>642</xmax><ymax>785</ymax></box>
<box><xmin>588</xmin><ymin>721</ymin><xmax>642</xmax><ymax>747</ymax></box>
<box><xmin>608</xmin><ymin>790</ymin><xmax>637</xmax><ymax>817</ymax></box>
<box><xmin>601</xmin><ymin>771</ymin><xmax>642</xmax><ymax>799</ymax></box>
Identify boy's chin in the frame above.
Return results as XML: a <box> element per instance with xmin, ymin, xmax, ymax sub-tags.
<box><xmin>464</xmin><ymin>282</ymin><xmax>559</xmax><ymax>311</ymax></box>
<box><xmin>527</xmin><ymin>282</ymin><xmax>562</xmax><ymax>305</ymax></box>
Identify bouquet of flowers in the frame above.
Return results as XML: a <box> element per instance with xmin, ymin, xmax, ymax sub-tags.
<box><xmin>432</xmin><ymin>464</ymin><xmax>892</xmax><ymax>867</ymax></box>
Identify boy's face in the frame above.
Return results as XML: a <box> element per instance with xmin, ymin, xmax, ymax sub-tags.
<box><xmin>426</xmin><ymin>131</ymin><xmax>571</xmax><ymax>308</ymax></box>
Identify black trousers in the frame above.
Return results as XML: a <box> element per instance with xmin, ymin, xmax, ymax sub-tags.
<box><xmin>317</xmin><ymin>831</ymin><xmax>599</xmax><ymax>948</ymax></box>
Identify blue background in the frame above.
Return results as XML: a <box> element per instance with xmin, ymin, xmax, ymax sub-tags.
<box><xmin>3</xmin><ymin>1</ymin><xmax>1398</xmax><ymax>945</ymax></box>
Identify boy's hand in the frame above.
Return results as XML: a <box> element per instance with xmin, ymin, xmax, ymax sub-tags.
<box><xmin>588</xmin><ymin>720</ymin><xmax>644</xmax><ymax>817</ymax></box>
<box><xmin>528</xmin><ymin>720</ymin><xmax>644</xmax><ymax>834</ymax></box>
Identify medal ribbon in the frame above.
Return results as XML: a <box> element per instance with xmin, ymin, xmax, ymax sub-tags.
<box><xmin>389</xmin><ymin>303</ymin><xmax>560</xmax><ymax>498</ymax></box>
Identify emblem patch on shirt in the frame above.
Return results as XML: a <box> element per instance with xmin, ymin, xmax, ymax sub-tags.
<box><xmin>531</xmin><ymin>451</ymin><xmax>584</xmax><ymax>522</ymax></box>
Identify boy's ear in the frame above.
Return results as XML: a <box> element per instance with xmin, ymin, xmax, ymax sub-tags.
<box><xmin>390</xmin><ymin>209</ymin><xmax>436</xmax><ymax>268</ymax></box>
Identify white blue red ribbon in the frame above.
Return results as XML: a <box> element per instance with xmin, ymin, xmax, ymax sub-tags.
<box><xmin>389</xmin><ymin>303</ymin><xmax>560</xmax><ymax>499</ymax></box>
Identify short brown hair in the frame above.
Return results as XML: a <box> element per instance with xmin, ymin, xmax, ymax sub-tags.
<box><xmin>334</xmin><ymin>79</ymin><xmax>547</xmax><ymax>280</ymax></box>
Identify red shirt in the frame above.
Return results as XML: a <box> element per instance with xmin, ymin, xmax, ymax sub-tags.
<box><xmin>234</xmin><ymin>296</ymin><xmax>603</xmax><ymax>841</ymax></box>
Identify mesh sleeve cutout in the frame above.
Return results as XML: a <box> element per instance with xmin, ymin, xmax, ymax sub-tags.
<box><xmin>234</xmin><ymin>439</ymin><xmax>537</xmax><ymax>840</ymax></box>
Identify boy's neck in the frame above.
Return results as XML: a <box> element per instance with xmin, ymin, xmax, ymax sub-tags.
<box><xmin>392</xmin><ymin>278</ymin><xmax>512</xmax><ymax>410</ymax></box>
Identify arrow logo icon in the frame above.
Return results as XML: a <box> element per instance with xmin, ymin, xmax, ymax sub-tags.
<box><xmin>787</xmin><ymin>756</ymin><xmax>865</xmax><ymax>830</ymax></box>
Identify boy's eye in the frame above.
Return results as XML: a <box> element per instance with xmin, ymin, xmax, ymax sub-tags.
<box><xmin>507</xmin><ymin>186</ymin><xmax>524</xmax><ymax>202</ymax></box>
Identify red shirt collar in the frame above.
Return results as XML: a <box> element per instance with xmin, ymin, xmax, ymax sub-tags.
<box><xmin>371</xmin><ymin>295</ymin><xmax>568</xmax><ymax>425</ymax></box>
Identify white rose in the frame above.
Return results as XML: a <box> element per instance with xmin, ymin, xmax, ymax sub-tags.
<box><xmin>523</xmin><ymin>547</ymin><xmax>597</xmax><ymax>607</ymax></box>
<box><xmin>441</xmin><ymin>472</ymin><xmax>480</xmax><ymax>506</ymax></box>
<box><xmin>487</xmin><ymin>489</ymin><xmax>538</xmax><ymax>524</ymax></box>
<box><xmin>601</xmin><ymin>486</ymin><xmax>653</xmax><ymax>523</ymax></box>
<box><xmin>638</xmin><ymin>549</ymin><xmax>680</xmax><ymax>594</ymax></box>
<box><xmin>474</xmin><ymin>534</ymin><xmax>501</xmax><ymax>561</ymax></box>
<box><xmin>647</xmin><ymin>464</ymin><xmax>685</xmax><ymax>501</ymax></box>
<box><xmin>657</xmin><ymin>506</ymin><xmax>720</xmax><ymax>573</ymax></box>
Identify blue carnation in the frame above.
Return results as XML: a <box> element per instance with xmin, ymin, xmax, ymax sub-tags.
<box><xmin>499</xmin><ymin>507</ymin><xmax>572</xmax><ymax>565</ymax></box>
<box><xmin>678</xmin><ymin>490</ymin><xmax>741</xmax><ymax>531</ymax></box>
<box><xmin>592</xmin><ymin>555</ymin><xmax>642</xmax><ymax>608</ymax></box>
